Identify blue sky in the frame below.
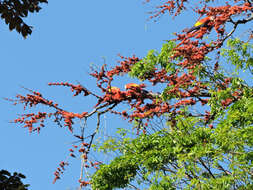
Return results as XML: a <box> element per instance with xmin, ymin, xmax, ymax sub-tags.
<box><xmin>0</xmin><ymin>1</ymin><xmax>209</xmax><ymax>189</ymax></box>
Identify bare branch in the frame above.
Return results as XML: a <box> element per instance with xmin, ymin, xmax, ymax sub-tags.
<box><xmin>222</xmin><ymin>14</ymin><xmax>253</xmax><ymax>45</ymax></box>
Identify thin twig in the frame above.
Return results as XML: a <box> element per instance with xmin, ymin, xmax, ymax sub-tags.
<box><xmin>198</xmin><ymin>158</ymin><xmax>215</xmax><ymax>178</ymax></box>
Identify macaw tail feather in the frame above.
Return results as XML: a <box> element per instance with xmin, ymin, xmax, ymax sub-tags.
<box><xmin>187</xmin><ymin>25</ymin><xmax>201</xmax><ymax>33</ymax></box>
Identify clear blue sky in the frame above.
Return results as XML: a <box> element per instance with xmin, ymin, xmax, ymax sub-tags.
<box><xmin>0</xmin><ymin>1</ymin><xmax>200</xmax><ymax>189</ymax></box>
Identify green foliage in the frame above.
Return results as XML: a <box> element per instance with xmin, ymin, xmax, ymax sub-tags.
<box><xmin>0</xmin><ymin>170</ymin><xmax>29</xmax><ymax>190</ymax></box>
<box><xmin>93</xmin><ymin>107</ymin><xmax>253</xmax><ymax>189</ymax></box>
<box><xmin>129</xmin><ymin>41</ymin><xmax>177</xmax><ymax>80</ymax></box>
<box><xmin>221</xmin><ymin>38</ymin><xmax>253</xmax><ymax>74</ymax></box>
<box><xmin>92</xmin><ymin>116</ymin><xmax>212</xmax><ymax>189</ymax></box>
<box><xmin>149</xmin><ymin>175</ymin><xmax>176</xmax><ymax>190</ymax></box>
<box><xmin>91</xmin><ymin>156</ymin><xmax>139</xmax><ymax>190</ymax></box>
<box><xmin>91</xmin><ymin>38</ymin><xmax>253</xmax><ymax>189</ymax></box>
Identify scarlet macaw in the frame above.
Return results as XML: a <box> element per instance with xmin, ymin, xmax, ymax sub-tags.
<box><xmin>125</xmin><ymin>83</ymin><xmax>149</xmax><ymax>95</ymax></box>
<box><xmin>124</xmin><ymin>83</ymin><xmax>141</xmax><ymax>90</ymax></box>
<box><xmin>108</xmin><ymin>87</ymin><xmax>120</xmax><ymax>93</ymax></box>
<box><xmin>187</xmin><ymin>16</ymin><xmax>214</xmax><ymax>33</ymax></box>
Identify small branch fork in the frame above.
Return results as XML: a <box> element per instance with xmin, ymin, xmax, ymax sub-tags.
<box><xmin>78</xmin><ymin>103</ymin><xmax>118</xmax><ymax>187</ymax></box>
<box><xmin>221</xmin><ymin>13</ymin><xmax>253</xmax><ymax>45</ymax></box>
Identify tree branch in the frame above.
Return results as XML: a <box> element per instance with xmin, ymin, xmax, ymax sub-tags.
<box><xmin>198</xmin><ymin>158</ymin><xmax>215</xmax><ymax>178</ymax></box>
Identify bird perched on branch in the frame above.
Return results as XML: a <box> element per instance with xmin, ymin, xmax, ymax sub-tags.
<box><xmin>108</xmin><ymin>87</ymin><xmax>121</xmax><ymax>93</ymax></box>
<box><xmin>125</xmin><ymin>83</ymin><xmax>142</xmax><ymax>90</ymax></box>
<box><xmin>187</xmin><ymin>16</ymin><xmax>214</xmax><ymax>33</ymax></box>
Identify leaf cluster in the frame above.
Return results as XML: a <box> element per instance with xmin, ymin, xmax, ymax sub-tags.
<box><xmin>0</xmin><ymin>0</ymin><xmax>48</xmax><ymax>38</ymax></box>
<box><xmin>0</xmin><ymin>170</ymin><xmax>29</xmax><ymax>190</ymax></box>
<box><xmin>91</xmin><ymin>39</ymin><xmax>253</xmax><ymax>190</ymax></box>
<box><xmin>129</xmin><ymin>41</ymin><xmax>177</xmax><ymax>80</ymax></box>
<box><xmin>92</xmin><ymin>105</ymin><xmax>253</xmax><ymax>189</ymax></box>
<box><xmin>221</xmin><ymin>38</ymin><xmax>253</xmax><ymax>74</ymax></box>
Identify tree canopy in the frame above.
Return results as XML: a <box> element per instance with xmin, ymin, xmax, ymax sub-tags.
<box><xmin>7</xmin><ymin>0</ymin><xmax>253</xmax><ymax>189</ymax></box>
<box><xmin>0</xmin><ymin>170</ymin><xmax>29</xmax><ymax>190</ymax></box>
<box><xmin>0</xmin><ymin>0</ymin><xmax>47</xmax><ymax>38</ymax></box>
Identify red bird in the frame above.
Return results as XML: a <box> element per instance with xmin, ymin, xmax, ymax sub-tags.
<box><xmin>187</xmin><ymin>16</ymin><xmax>214</xmax><ymax>33</ymax></box>
<box><xmin>108</xmin><ymin>87</ymin><xmax>120</xmax><ymax>93</ymax></box>
<box><xmin>124</xmin><ymin>83</ymin><xmax>141</xmax><ymax>90</ymax></box>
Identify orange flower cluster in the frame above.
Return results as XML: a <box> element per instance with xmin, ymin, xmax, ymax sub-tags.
<box><xmin>14</xmin><ymin>112</ymin><xmax>48</xmax><ymax>133</ymax></box>
<box><xmin>106</xmin><ymin>55</ymin><xmax>139</xmax><ymax>77</ymax></box>
<box><xmin>16</xmin><ymin>92</ymin><xmax>57</xmax><ymax>109</ymax></box>
<box><xmin>221</xmin><ymin>98</ymin><xmax>234</xmax><ymax>108</ymax></box>
<box><xmin>79</xmin><ymin>179</ymin><xmax>90</xmax><ymax>187</ymax></box>
<box><xmin>149</xmin><ymin>0</ymin><xmax>252</xmax><ymax>36</ymax></box>
<box><xmin>12</xmin><ymin>93</ymin><xmax>88</xmax><ymax>133</ymax></box>
<box><xmin>59</xmin><ymin>111</ymin><xmax>88</xmax><ymax>133</ymax></box>
<box><xmin>129</xmin><ymin>102</ymin><xmax>172</xmax><ymax>119</ymax></box>
<box><xmin>174</xmin><ymin>98</ymin><xmax>196</xmax><ymax>108</ymax></box>
<box><xmin>95</xmin><ymin>83</ymin><xmax>150</xmax><ymax>107</ymax></box>
<box><xmin>149</xmin><ymin>0</ymin><xmax>186</xmax><ymax>19</ymax></box>
<box><xmin>48</xmin><ymin>82</ymin><xmax>91</xmax><ymax>96</ymax></box>
<box><xmin>53</xmin><ymin>161</ymin><xmax>69</xmax><ymax>184</ymax></box>
<box><xmin>174</xmin><ymin>40</ymin><xmax>211</xmax><ymax>68</ymax></box>
<box><xmin>53</xmin><ymin>142</ymin><xmax>95</xmax><ymax>184</ymax></box>
<box><xmin>147</xmin><ymin>69</ymin><xmax>172</xmax><ymax>85</ymax></box>
<box><xmin>89</xmin><ymin>55</ymin><xmax>139</xmax><ymax>95</ymax></box>
<box><xmin>204</xmin><ymin>111</ymin><xmax>211</xmax><ymax>123</ymax></box>
<box><xmin>208</xmin><ymin>3</ymin><xmax>253</xmax><ymax>35</ymax></box>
